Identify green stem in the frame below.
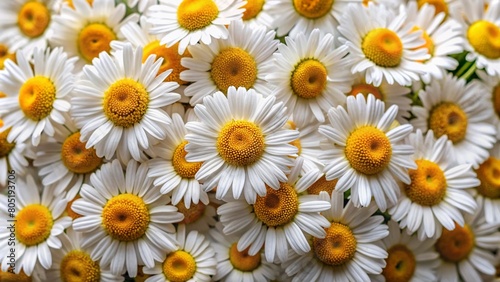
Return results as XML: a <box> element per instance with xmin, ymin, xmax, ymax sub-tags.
<box><xmin>454</xmin><ymin>60</ymin><xmax>474</xmax><ymax>78</ymax></box>
<box><xmin>459</xmin><ymin>63</ymin><xmax>477</xmax><ymax>81</ymax></box>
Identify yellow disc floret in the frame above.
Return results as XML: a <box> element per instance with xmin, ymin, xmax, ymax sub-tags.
<box><xmin>253</xmin><ymin>183</ymin><xmax>299</xmax><ymax>227</ymax></box>
<box><xmin>435</xmin><ymin>223</ymin><xmax>475</xmax><ymax>263</ymax></box>
<box><xmin>362</xmin><ymin>28</ymin><xmax>403</xmax><ymax>68</ymax></box>
<box><xmin>177</xmin><ymin>0</ymin><xmax>219</xmax><ymax>31</ymax></box>
<box><xmin>0</xmin><ymin>44</ymin><xmax>16</xmax><ymax>70</ymax></box>
<box><xmin>16</xmin><ymin>204</ymin><xmax>53</xmax><ymax>246</ymax></box>
<box><xmin>417</xmin><ymin>0</ymin><xmax>448</xmax><ymax>16</ymax></box>
<box><xmin>102</xmin><ymin>194</ymin><xmax>150</xmax><ymax>242</ymax></box>
<box><xmin>345</xmin><ymin>126</ymin><xmax>392</xmax><ymax>175</ymax></box>
<box><xmin>405</xmin><ymin>159</ymin><xmax>446</xmax><ymax>206</ymax></box>
<box><xmin>349</xmin><ymin>83</ymin><xmax>384</xmax><ymax>101</ymax></box>
<box><xmin>78</xmin><ymin>23</ymin><xmax>116</xmax><ymax>63</ymax></box>
<box><xmin>103</xmin><ymin>78</ymin><xmax>149</xmax><ymax>128</ymax></box>
<box><xmin>19</xmin><ymin>76</ymin><xmax>56</xmax><ymax>121</ymax></box>
<box><xmin>217</xmin><ymin>120</ymin><xmax>265</xmax><ymax>167</ymax></box>
<box><xmin>293</xmin><ymin>0</ymin><xmax>334</xmax><ymax>19</ymax></box>
<box><xmin>176</xmin><ymin>201</ymin><xmax>206</xmax><ymax>224</ymax></box>
<box><xmin>61</xmin><ymin>132</ymin><xmax>103</xmax><ymax>174</ymax></box>
<box><xmin>66</xmin><ymin>195</ymin><xmax>82</xmax><ymax>220</ymax></box>
<box><xmin>163</xmin><ymin>250</ymin><xmax>197</xmax><ymax>282</ymax></box>
<box><xmin>173</xmin><ymin>141</ymin><xmax>203</xmax><ymax>178</ymax></box>
<box><xmin>307</xmin><ymin>175</ymin><xmax>338</xmax><ymax>196</ymax></box>
<box><xmin>0</xmin><ymin>128</ymin><xmax>15</xmax><ymax>158</ymax></box>
<box><xmin>17</xmin><ymin>2</ymin><xmax>50</xmax><ymax>38</ymax></box>
<box><xmin>211</xmin><ymin>47</ymin><xmax>258</xmax><ymax>94</ymax></box>
<box><xmin>428</xmin><ymin>102</ymin><xmax>468</xmax><ymax>144</ymax></box>
<box><xmin>142</xmin><ymin>41</ymin><xmax>190</xmax><ymax>85</ymax></box>
<box><xmin>291</xmin><ymin>59</ymin><xmax>328</xmax><ymax>99</ymax></box>
<box><xmin>382</xmin><ymin>244</ymin><xmax>416</xmax><ymax>282</ymax></box>
<box><xmin>229</xmin><ymin>244</ymin><xmax>261</xmax><ymax>272</ymax></box>
<box><xmin>242</xmin><ymin>0</ymin><xmax>265</xmax><ymax>21</ymax></box>
<box><xmin>59</xmin><ymin>250</ymin><xmax>101</xmax><ymax>282</ymax></box>
<box><xmin>476</xmin><ymin>157</ymin><xmax>500</xmax><ymax>199</ymax></box>
<box><xmin>468</xmin><ymin>20</ymin><xmax>500</xmax><ymax>59</ymax></box>
<box><xmin>0</xmin><ymin>269</ymin><xmax>32</xmax><ymax>282</ymax></box>
<box><xmin>313</xmin><ymin>222</ymin><xmax>357</xmax><ymax>266</ymax></box>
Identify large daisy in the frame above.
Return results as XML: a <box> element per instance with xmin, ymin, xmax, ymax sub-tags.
<box><xmin>473</xmin><ymin>143</ymin><xmax>500</xmax><ymax>224</ymax></box>
<box><xmin>318</xmin><ymin>94</ymin><xmax>416</xmax><ymax>211</ymax></box>
<box><xmin>184</xmin><ymin>87</ymin><xmax>299</xmax><ymax>204</ymax></box>
<box><xmin>71</xmin><ymin>44</ymin><xmax>181</xmax><ymax>163</ymax></box>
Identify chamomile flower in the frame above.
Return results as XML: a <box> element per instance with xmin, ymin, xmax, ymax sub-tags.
<box><xmin>414</xmin><ymin>0</ymin><xmax>462</xmax><ymax>18</ymax></box>
<box><xmin>181</xmin><ymin>20</ymin><xmax>278</xmax><ymax>106</ymax></box>
<box><xmin>240</xmin><ymin>0</ymin><xmax>273</xmax><ymax>28</ymax></box>
<box><xmin>184</xmin><ymin>87</ymin><xmax>299</xmax><ymax>204</ymax></box>
<box><xmin>338</xmin><ymin>3</ymin><xmax>429</xmax><ymax>87</ymax></box>
<box><xmin>176</xmin><ymin>201</ymin><xmax>217</xmax><ymax>234</ymax></box>
<box><xmin>473</xmin><ymin>143</ymin><xmax>500</xmax><ymax>224</ymax></box>
<box><xmin>0</xmin><ymin>35</ymin><xmax>16</xmax><ymax>70</ymax></box>
<box><xmin>0</xmin><ymin>47</ymin><xmax>76</xmax><ymax>146</ymax></box>
<box><xmin>411</xmin><ymin>73</ymin><xmax>496</xmax><ymax>168</ymax></box>
<box><xmin>71</xmin><ymin>160</ymin><xmax>184</xmax><ymax>277</ymax></box>
<box><xmin>0</xmin><ymin>175</ymin><xmax>72</xmax><ymax>275</ymax></box>
<box><xmin>266</xmin><ymin>29</ymin><xmax>352</xmax><ymax>125</ymax></box>
<box><xmin>0</xmin><ymin>125</ymin><xmax>33</xmax><ymax>189</ymax></box>
<box><xmin>284</xmin><ymin>119</ymin><xmax>325</xmax><ymax>173</ymax></box>
<box><xmin>147</xmin><ymin>0</ymin><xmax>246</xmax><ymax>55</ymax></box>
<box><xmin>469</xmin><ymin>69</ymin><xmax>500</xmax><ymax>139</ymax></box>
<box><xmin>71</xmin><ymin>44</ymin><xmax>181</xmax><ymax>162</ymax></box>
<box><xmin>318</xmin><ymin>94</ymin><xmax>416</xmax><ymax>211</ymax></box>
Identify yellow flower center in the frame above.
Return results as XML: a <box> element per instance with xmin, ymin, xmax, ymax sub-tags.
<box><xmin>66</xmin><ymin>195</ymin><xmax>82</xmax><ymax>220</ymax></box>
<box><xmin>0</xmin><ymin>44</ymin><xmax>16</xmax><ymax>70</ymax></box>
<box><xmin>382</xmin><ymin>244</ymin><xmax>416</xmax><ymax>282</ymax></box>
<box><xmin>61</xmin><ymin>132</ymin><xmax>103</xmax><ymax>174</ymax></box>
<box><xmin>176</xmin><ymin>201</ymin><xmax>206</xmax><ymax>224</ymax></box>
<box><xmin>0</xmin><ymin>269</ymin><xmax>31</xmax><ymax>282</ymax></box>
<box><xmin>435</xmin><ymin>223</ymin><xmax>475</xmax><ymax>263</ymax></box>
<box><xmin>216</xmin><ymin>120</ymin><xmax>265</xmax><ymax>167</ymax></box>
<box><xmin>293</xmin><ymin>0</ymin><xmax>334</xmax><ymax>19</ymax></box>
<box><xmin>0</xmin><ymin>128</ymin><xmax>15</xmax><ymax>158</ymax></box>
<box><xmin>242</xmin><ymin>0</ymin><xmax>265</xmax><ymax>20</ymax></box>
<box><xmin>289</xmin><ymin>138</ymin><xmax>302</xmax><ymax>155</ymax></box>
<box><xmin>17</xmin><ymin>1</ymin><xmax>50</xmax><ymax>38</ymax></box>
<box><xmin>417</xmin><ymin>0</ymin><xmax>448</xmax><ymax>16</ymax></box>
<box><xmin>345</xmin><ymin>126</ymin><xmax>392</xmax><ymax>175</ymax></box>
<box><xmin>405</xmin><ymin>159</ymin><xmax>446</xmax><ymax>206</ymax></box>
<box><xmin>291</xmin><ymin>59</ymin><xmax>328</xmax><ymax>99</ymax></box>
<box><xmin>362</xmin><ymin>28</ymin><xmax>403</xmax><ymax>68</ymax></box>
<box><xmin>467</xmin><ymin>20</ymin><xmax>500</xmax><ymax>59</ymax></box>
<box><xmin>142</xmin><ymin>40</ymin><xmax>190</xmax><ymax>85</ymax></box>
<box><xmin>60</xmin><ymin>250</ymin><xmax>101</xmax><ymax>282</ymax></box>
<box><xmin>412</xmin><ymin>27</ymin><xmax>435</xmax><ymax>59</ymax></box>
<box><xmin>476</xmin><ymin>157</ymin><xmax>500</xmax><ymax>199</ymax></box>
<box><xmin>307</xmin><ymin>175</ymin><xmax>338</xmax><ymax>196</ymax></box>
<box><xmin>428</xmin><ymin>102</ymin><xmax>468</xmax><ymax>144</ymax></box>
<box><xmin>19</xmin><ymin>76</ymin><xmax>56</xmax><ymax>121</ymax></box>
<box><xmin>177</xmin><ymin>0</ymin><xmax>219</xmax><ymax>31</ymax></box>
<box><xmin>163</xmin><ymin>250</ymin><xmax>197</xmax><ymax>282</ymax></box>
<box><xmin>65</xmin><ymin>0</ymin><xmax>94</xmax><ymax>9</ymax></box>
<box><xmin>253</xmin><ymin>183</ymin><xmax>299</xmax><ymax>227</ymax></box>
<box><xmin>135</xmin><ymin>266</ymin><xmax>151</xmax><ymax>282</ymax></box>
<box><xmin>172</xmin><ymin>141</ymin><xmax>203</xmax><ymax>179</ymax></box>
<box><xmin>103</xmin><ymin>78</ymin><xmax>149</xmax><ymax>128</ymax></box>
<box><xmin>101</xmin><ymin>194</ymin><xmax>150</xmax><ymax>242</ymax></box>
<box><xmin>78</xmin><ymin>23</ymin><xmax>116</xmax><ymax>63</ymax></box>
<box><xmin>349</xmin><ymin>83</ymin><xmax>384</xmax><ymax>101</ymax></box>
<box><xmin>211</xmin><ymin>47</ymin><xmax>257</xmax><ymax>94</ymax></box>
<box><xmin>16</xmin><ymin>204</ymin><xmax>54</xmax><ymax>246</ymax></box>
<box><xmin>229</xmin><ymin>244</ymin><xmax>261</xmax><ymax>272</ymax></box>
<box><xmin>313</xmin><ymin>222</ymin><xmax>357</xmax><ymax>266</ymax></box>
<box><xmin>492</xmin><ymin>84</ymin><xmax>500</xmax><ymax>118</ymax></box>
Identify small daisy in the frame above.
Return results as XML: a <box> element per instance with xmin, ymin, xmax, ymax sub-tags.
<box><xmin>181</xmin><ymin>20</ymin><xmax>278</xmax><ymax>106</ymax></box>
<box><xmin>318</xmin><ymin>94</ymin><xmax>416</xmax><ymax>211</ymax></box>
<box><xmin>284</xmin><ymin>119</ymin><xmax>325</xmax><ymax>173</ymax></box>
<box><xmin>143</xmin><ymin>224</ymin><xmax>217</xmax><ymax>282</ymax></box>
<box><xmin>0</xmin><ymin>125</ymin><xmax>34</xmax><ymax>189</ymax></box>
<box><xmin>176</xmin><ymin>201</ymin><xmax>217</xmax><ymax>234</ymax></box>
<box><xmin>266</xmin><ymin>29</ymin><xmax>352</xmax><ymax>125</ymax></box>
<box><xmin>71</xmin><ymin>159</ymin><xmax>184</xmax><ymax>277</ymax></box>
<box><xmin>71</xmin><ymin>44</ymin><xmax>181</xmax><ymax>162</ymax></box>
<box><xmin>338</xmin><ymin>2</ymin><xmax>429</xmax><ymax>86</ymax></box>
<box><xmin>240</xmin><ymin>0</ymin><xmax>273</xmax><ymax>28</ymax></box>
<box><xmin>411</xmin><ymin>73</ymin><xmax>496</xmax><ymax>167</ymax></box>
<box><xmin>0</xmin><ymin>35</ymin><xmax>16</xmax><ymax>70</ymax></box>
<box><xmin>147</xmin><ymin>0</ymin><xmax>246</xmax><ymax>54</ymax></box>
<box><xmin>469</xmin><ymin>69</ymin><xmax>500</xmax><ymax>139</ymax></box>
<box><xmin>0</xmin><ymin>47</ymin><xmax>76</xmax><ymax>146</ymax></box>
<box><xmin>473</xmin><ymin>143</ymin><xmax>500</xmax><ymax>224</ymax></box>
<box><xmin>414</xmin><ymin>0</ymin><xmax>462</xmax><ymax>18</ymax></box>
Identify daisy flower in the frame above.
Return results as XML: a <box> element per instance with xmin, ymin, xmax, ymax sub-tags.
<box><xmin>0</xmin><ymin>35</ymin><xmax>16</xmax><ymax>70</ymax></box>
<box><xmin>147</xmin><ymin>0</ymin><xmax>246</xmax><ymax>54</ymax></box>
<box><xmin>265</xmin><ymin>29</ymin><xmax>352</xmax><ymax>125</ymax></box>
<box><xmin>0</xmin><ymin>266</ymin><xmax>45</xmax><ymax>282</ymax></box>
<box><xmin>411</xmin><ymin>73</ymin><xmax>496</xmax><ymax>168</ymax></box>
<box><xmin>473</xmin><ymin>143</ymin><xmax>500</xmax><ymax>224</ymax></box>
<box><xmin>0</xmin><ymin>174</ymin><xmax>72</xmax><ymax>275</ymax></box>
<box><xmin>181</xmin><ymin>20</ymin><xmax>278</xmax><ymax>106</ymax></box>
<box><xmin>71</xmin><ymin>44</ymin><xmax>181</xmax><ymax>162</ymax></box>
<box><xmin>283</xmin><ymin>191</ymin><xmax>389</xmax><ymax>282</ymax></box>
<box><xmin>0</xmin><ymin>47</ymin><xmax>76</xmax><ymax>146</ymax></box>
<box><xmin>176</xmin><ymin>201</ymin><xmax>217</xmax><ymax>234</ymax></box>
<box><xmin>338</xmin><ymin>2</ymin><xmax>429</xmax><ymax>86</ymax></box>
<box><xmin>71</xmin><ymin>160</ymin><xmax>184</xmax><ymax>277</ymax></box>
<box><xmin>414</xmin><ymin>0</ymin><xmax>462</xmax><ymax>18</ymax></box>
<box><xmin>240</xmin><ymin>0</ymin><xmax>273</xmax><ymax>28</ymax></box>
<box><xmin>318</xmin><ymin>94</ymin><xmax>416</xmax><ymax>211</ymax></box>
<box><xmin>284</xmin><ymin>119</ymin><xmax>325</xmax><ymax>173</ymax></box>
<box><xmin>0</xmin><ymin>125</ymin><xmax>34</xmax><ymax>189</ymax></box>
<box><xmin>469</xmin><ymin>69</ymin><xmax>500</xmax><ymax>139</ymax></box>
<box><xmin>142</xmin><ymin>224</ymin><xmax>217</xmax><ymax>282</ymax></box>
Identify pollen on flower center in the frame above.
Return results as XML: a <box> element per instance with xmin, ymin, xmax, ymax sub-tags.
<box><xmin>173</xmin><ymin>141</ymin><xmax>203</xmax><ymax>179</ymax></box>
<box><xmin>177</xmin><ymin>0</ymin><xmax>219</xmax><ymax>31</ymax></box>
<box><xmin>0</xmin><ymin>128</ymin><xmax>15</xmax><ymax>158</ymax></box>
<box><xmin>19</xmin><ymin>76</ymin><xmax>56</xmax><ymax>121</ymax></box>
<box><xmin>0</xmin><ymin>44</ymin><xmax>16</xmax><ymax>70</ymax></box>
<box><xmin>291</xmin><ymin>59</ymin><xmax>328</xmax><ymax>99</ymax></box>
<box><xmin>211</xmin><ymin>47</ymin><xmax>258</xmax><ymax>94</ymax></box>
<box><xmin>177</xmin><ymin>201</ymin><xmax>206</xmax><ymax>224</ymax></box>
<box><xmin>467</xmin><ymin>20</ymin><xmax>500</xmax><ymax>59</ymax></box>
<box><xmin>349</xmin><ymin>83</ymin><xmax>384</xmax><ymax>101</ymax></box>
<box><xmin>476</xmin><ymin>157</ymin><xmax>500</xmax><ymax>199</ymax></box>
<box><xmin>307</xmin><ymin>175</ymin><xmax>338</xmax><ymax>196</ymax></box>
<box><xmin>492</xmin><ymin>84</ymin><xmax>500</xmax><ymax>118</ymax></box>
<box><xmin>362</xmin><ymin>28</ymin><xmax>403</xmax><ymax>68</ymax></box>
<box><xmin>61</xmin><ymin>132</ymin><xmax>103</xmax><ymax>174</ymax></box>
<box><xmin>435</xmin><ymin>223</ymin><xmax>475</xmax><ymax>263</ymax></box>
<box><xmin>78</xmin><ymin>23</ymin><xmax>116</xmax><ymax>63</ymax></box>
<box><xmin>293</xmin><ymin>0</ymin><xmax>334</xmax><ymax>19</ymax></box>
<box><xmin>313</xmin><ymin>222</ymin><xmax>357</xmax><ymax>266</ymax></box>
<box><xmin>60</xmin><ymin>250</ymin><xmax>101</xmax><ymax>282</ymax></box>
<box><xmin>417</xmin><ymin>0</ymin><xmax>448</xmax><ymax>16</ymax></box>
<box><xmin>428</xmin><ymin>102</ymin><xmax>468</xmax><ymax>144</ymax></box>
<box><xmin>17</xmin><ymin>1</ymin><xmax>50</xmax><ymax>38</ymax></box>
<box><xmin>382</xmin><ymin>244</ymin><xmax>416</xmax><ymax>282</ymax></box>
<box><xmin>16</xmin><ymin>204</ymin><xmax>54</xmax><ymax>246</ymax></box>
<box><xmin>217</xmin><ymin>120</ymin><xmax>265</xmax><ymax>167</ymax></box>
<box><xmin>242</xmin><ymin>0</ymin><xmax>265</xmax><ymax>20</ymax></box>
<box><xmin>253</xmin><ymin>183</ymin><xmax>299</xmax><ymax>227</ymax></box>
<box><xmin>405</xmin><ymin>159</ymin><xmax>446</xmax><ymax>206</ymax></box>
<box><xmin>229</xmin><ymin>244</ymin><xmax>261</xmax><ymax>272</ymax></box>
<box><xmin>101</xmin><ymin>194</ymin><xmax>150</xmax><ymax>242</ymax></box>
<box><xmin>163</xmin><ymin>250</ymin><xmax>197</xmax><ymax>282</ymax></box>
<box><xmin>345</xmin><ymin>126</ymin><xmax>392</xmax><ymax>175</ymax></box>
<box><xmin>143</xmin><ymin>40</ymin><xmax>190</xmax><ymax>85</ymax></box>
<box><xmin>103</xmin><ymin>78</ymin><xmax>149</xmax><ymax>128</ymax></box>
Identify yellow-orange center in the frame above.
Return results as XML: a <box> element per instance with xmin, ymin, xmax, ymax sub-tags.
<box><xmin>177</xmin><ymin>0</ymin><xmax>219</xmax><ymax>31</ymax></box>
<box><xmin>19</xmin><ymin>76</ymin><xmax>56</xmax><ymax>121</ymax></box>
<box><xmin>78</xmin><ymin>23</ymin><xmax>116</xmax><ymax>63</ymax></box>
<box><xmin>142</xmin><ymin>40</ymin><xmax>190</xmax><ymax>85</ymax></box>
<box><xmin>16</xmin><ymin>204</ymin><xmax>54</xmax><ymax>246</ymax></box>
<box><xmin>476</xmin><ymin>157</ymin><xmax>500</xmax><ymax>199</ymax></box>
<box><xmin>0</xmin><ymin>44</ymin><xmax>16</xmax><ymax>70</ymax></box>
<box><xmin>211</xmin><ymin>47</ymin><xmax>257</xmax><ymax>94</ymax></box>
<box><xmin>428</xmin><ymin>102</ymin><xmax>468</xmax><ymax>144</ymax></box>
<box><xmin>417</xmin><ymin>0</ymin><xmax>448</xmax><ymax>16</ymax></box>
<box><xmin>163</xmin><ymin>250</ymin><xmax>197</xmax><ymax>282</ymax></box>
<box><xmin>0</xmin><ymin>128</ymin><xmax>15</xmax><ymax>158</ymax></box>
<box><xmin>61</xmin><ymin>132</ymin><xmax>103</xmax><ymax>174</ymax></box>
<box><xmin>362</xmin><ymin>28</ymin><xmax>403</xmax><ymax>67</ymax></box>
<box><xmin>345</xmin><ymin>126</ymin><xmax>392</xmax><ymax>175</ymax></box>
<box><xmin>0</xmin><ymin>269</ymin><xmax>31</xmax><ymax>282</ymax></box>
<box><xmin>66</xmin><ymin>195</ymin><xmax>82</xmax><ymax>220</ymax></box>
<box><xmin>467</xmin><ymin>20</ymin><xmax>500</xmax><ymax>59</ymax></box>
<box><xmin>349</xmin><ymin>83</ymin><xmax>384</xmax><ymax>100</ymax></box>
<box><xmin>492</xmin><ymin>84</ymin><xmax>500</xmax><ymax>118</ymax></box>
<box><xmin>435</xmin><ymin>223</ymin><xmax>475</xmax><ymax>263</ymax></box>
<box><xmin>405</xmin><ymin>159</ymin><xmax>447</xmax><ymax>206</ymax></box>
<box><xmin>59</xmin><ymin>250</ymin><xmax>101</xmax><ymax>282</ymax></box>
<box><xmin>313</xmin><ymin>222</ymin><xmax>357</xmax><ymax>266</ymax></box>
<box><xmin>382</xmin><ymin>244</ymin><xmax>416</xmax><ymax>282</ymax></box>
<box><xmin>17</xmin><ymin>1</ymin><xmax>50</xmax><ymax>38</ymax></box>
<box><xmin>253</xmin><ymin>183</ymin><xmax>298</xmax><ymax>227</ymax></box>
<box><xmin>229</xmin><ymin>244</ymin><xmax>261</xmax><ymax>272</ymax></box>
<box><xmin>293</xmin><ymin>0</ymin><xmax>334</xmax><ymax>19</ymax></box>
<box><xmin>307</xmin><ymin>175</ymin><xmax>338</xmax><ymax>196</ymax></box>
<box><xmin>291</xmin><ymin>59</ymin><xmax>327</xmax><ymax>99</ymax></box>
<box><xmin>216</xmin><ymin>120</ymin><xmax>265</xmax><ymax>167</ymax></box>
<box><xmin>173</xmin><ymin>141</ymin><xmax>203</xmax><ymax>178</ymax></box>
<box><xmin>242</xmin><ymin>0</ymin><xmax>265</xmax><ymax>21</ymax></box>
<box><xmin>103</xmin><ymin>78</ymin><xmax>149</xmax><ymax>128</ymax></box>
<box><xmin>412</xmin><ymin>26</ymin><xmax>435</xmax><ymax>59</ymax></box>
<box><xmin>176</xmin><ymin>201</ymin><xmax>206</xmax><ymax>224</ymax></box>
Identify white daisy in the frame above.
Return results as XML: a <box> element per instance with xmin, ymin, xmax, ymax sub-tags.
<box><xmin>0</xmin><ymin>125</ymin><xmax>34</xmax><ymax>189</ymax></box>
<box><xmin>147</xmin><ymin>0</ymin><xmax>246</xmax><ymax>54</ymax></box>
<box><xmin>239</xmin><ymin>0</ymin><xmax>273</xmax><ymax>28</ymax></box>
<box><xmin>284</xmin><ymin>119</ymin><xmax>325</xmax><ymax>174</ymax></box>
<box><xmin>318</xmin><ymin>94</ymin><xmax>416</xmax><ymax>211</ymax></box>
<box><xmin>71</xmin><ymin>159</ymin><xmax>184</xmax><ymax>277</ymax></box>
<box><xmin>0</xmin><ymin>34</ymin><xmax>17</xmax><ymax>70</ymax></box>
<box><xmin>473</xmin><ymin>143</ymin><xmax>500</xmax><ymax>224</ymax></box>
<box><xmin>0</xmin><ymin>47</ymin><xmax>76</xmax><ymax>146</ymax></box>
<box><xmin>413</xmin><ymin>0</ymin><xmax>462</xmax><ymax>19</ymax></box>
<box><xmin>71</xmin><ymin>44</ymin><xmax>181</xmax><ymax>163</ymax></box>
<box><xmin>176</xmin><ymin>201</ymin><xmax>217</xmax><ymax>234</ymax></box>
<box><xmin>469</xmin><ymin>69</ymin><xmax>500</xmax><ymax>139</ymax></box>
